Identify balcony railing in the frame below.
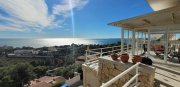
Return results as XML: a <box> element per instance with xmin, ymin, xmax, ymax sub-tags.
<box><xmin>100</xmin><ymin>62</ymin><xmax>141</xmax><ymax>87</ymax></box>
<box><xmin>85</xmin><ymin>45</ymin><xmax>130</xmax><ymax>63</ymax></box>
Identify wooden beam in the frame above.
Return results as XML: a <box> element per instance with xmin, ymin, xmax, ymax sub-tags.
<box><xmin>142</xmin><ymin>19</ymin><xmax>152</xmax><ymax>25</ymax></box>
<box><xmin>120</xmin><ymin>24</ymin><xmax>134</xmax><ymax>29</ymax></box>
<box><xmin>135</xmin><ymin>23</ymin><xmax>180</xmax><ymax>30</ymax></box>
<box><xmin>135</xmin><ymin>30</ymin><xmax>147</xmax><ymax>32</ymax></box>
<box><xmin>150</xmin><ymin>30</ymin><xmax>180</xmax><ymax>34</ymax></box>
<box><xmin>142</xmin><ymin>19</ymin><xmax>151</xmax><ymax>25</ymax></box>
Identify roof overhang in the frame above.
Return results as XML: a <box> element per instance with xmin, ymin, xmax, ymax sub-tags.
<box><xmin>108</xmin><ymin>5</ymin><xmax>180</xmax><ymax>33</ymax></box>
<box><xmin>147</xmin><ymin>0</ymin><xmax>180</xmax><ymax>11</ymax></box>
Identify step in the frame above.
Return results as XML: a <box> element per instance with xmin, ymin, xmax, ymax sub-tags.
<box><xmin>153</xmin><ymin>64</ymin><xmax>180</xmax><ymax>75</ymax></box>
<box><xmin>155</xmin><ymin>73</ymin><xmax>180</xmax><ymax>87</ymax></box>
<box><xmin>155</xmin><ymin>68</ymin><xmax>180</xmax><ymax>81</ymax></box>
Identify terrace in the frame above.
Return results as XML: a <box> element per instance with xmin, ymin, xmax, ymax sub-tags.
<box><xmin>82</xmin><ymin>4</ymin><xmax>180</xmax><ymax>87</ymax></box>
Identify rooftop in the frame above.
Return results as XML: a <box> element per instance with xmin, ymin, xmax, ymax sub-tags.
<box><xmin>28</xmin><ymin>76</ymin><xmax>65</xmax><ymax>87</ymax></box>
<box><xmin>109</xmin><ymin>5</ymin><xmax>180</xmax><ymax>33</ymax></box>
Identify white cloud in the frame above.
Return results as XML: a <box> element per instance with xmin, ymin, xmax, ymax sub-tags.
<box><xmin>0</xmin><ymin>25</ymin><xmax>25</xmax><ymax>32</ymax></box>
<box><xmin>0</xmin><ymin>0</ymin><xmax>89</xmax><ymax>32</ymax></box>
<box><xmin>0</xmin><ymin>0</ymin><xmax>51</xmax><ymax>26</ymax></box>
<box><xmin>53</xmin><ymin>0</ymin><xmax>89</xmax><ymax>18</ymax></box>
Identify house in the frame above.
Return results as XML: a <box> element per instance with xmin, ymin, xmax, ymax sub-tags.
<box><xmin>7</xmin><ymin>53</ymin><xmax>16</xmax><ymax>57</ymax></box>
<box><xmin>14</xmin><ymin>49</ymin><xmax>34</xmax><ymax>56</ymax></box>
<box><xmin>48</xmin><ymin>47</ymin><xmax>57</xmax><ymax>52</ymax></box>
<box><xmin>26</xmin><ymin>76</ymin><xmax>65</xmax><ymax>87</ymax></box>
<box><xmin>82</xmin><ymin>0</ymin><xmax>180</xmax><ymax>87</ymax></box>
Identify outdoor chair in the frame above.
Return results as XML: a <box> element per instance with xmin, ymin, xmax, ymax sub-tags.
<box><xmin>154</xmin><ymin>45</ymin><xmax>174</xmax><ymax>60</ymax></box>
<box><xmin>153</xmin><ymin>45</ymin><xmax>164</xmax><ymax>59</ymax></box>
<box><xmin>169</xmin><ymin>48</ymin><xmax>180</xmax><ymax>63</ymax></box>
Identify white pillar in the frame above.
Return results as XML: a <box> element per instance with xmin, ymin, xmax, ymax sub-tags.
<box><xmin>137</xmin><ymin>32</ymin><xmax>139</xmax><ymax>55</ymax></box>
<box><xmin>145</xmin><ymin>33</ymin><xmax>146</xmax><ymax>42</ymax></box>
<box><xmin>132</xmin><ymin>30</ymin><xmax>135</xmax><ymax>55</ymax></box>
<box><xmin>164</xmin><ymin>30</ymin><xmax>168</xmax><ymax>63</ymax></box>
<box><xmin>147</xmin><ymin>29</ymin><xmax>151</xmax><ymax>57</ymax></box>
<box><xmin>121</xmin><ymin>29</ymin><xmax>124</xmax><ymax>54</ymax></box>
<box><xmin>127</xmin><ymin>30</ymin><xmax>129</xmax><ymax>52</ymax></box>
<box><xmin>141</xmin><ymin>32</ymin><xmax>143</xmax><ymax>54</ymax></box>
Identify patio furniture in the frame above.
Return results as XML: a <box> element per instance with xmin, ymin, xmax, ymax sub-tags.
<box><xmin>154</xmin><ymin>45</ymin><xmax>174</xmax><ymax>60</ymax></box>
<box><xmin>153</xmin><ymin>45</ymin><xmax>164</xmax><ymax>58</ymax></box>
<box><xmin>169</xmin><ymin>48</ymin><xmax>180</xmax><ymax>63</ymax></box>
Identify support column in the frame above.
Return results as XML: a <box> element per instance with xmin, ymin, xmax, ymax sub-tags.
<box><xmin>132</xmin><ymin>30</ymin><xmax>135</xmax><ymax>55</ymax></box>
<box><xmin>121</xmin><ymin>29</ymin><xmax>124</xmax><ymax>54</ymax></box>
<box><xmin>147</xmin><ymin>29</ymin><xmax>151</xmax><ymax>57</ymax></box>
<box><xmin>164</xmin><ymin>30</ymin><xmax>168</xmax><ymax>63</ymax></box>
<box><xmin>141</xmin><ymin>32</ymin><xmax>143</xmax><ymax>54</ymax></box>
<box><xmin>127</xmin><ymin>30</ymin><xmax>129</xmax><ymax>52</ymax></box>
<box><xmin>137</xmin><ymin>32</ymin><xmax>139</xmax><ymax>55</ymax></box>
<box><xmin>145</xmin><ymin>33</ymin><xmax>146</xmax><ymax>42</ymax></box>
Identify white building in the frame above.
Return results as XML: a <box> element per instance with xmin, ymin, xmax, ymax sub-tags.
<box><xmin>14</xmin><ymin>50</ymin><xmax>34</xmax><ymax>56</ymax></box>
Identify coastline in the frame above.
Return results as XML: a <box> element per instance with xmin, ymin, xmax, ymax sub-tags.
<box><xmin>0</xmin><ymin>38</ymin><xmax>126</xmax><ymax>48</ymax></box>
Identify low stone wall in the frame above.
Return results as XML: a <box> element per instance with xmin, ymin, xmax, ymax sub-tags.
<box><xmin>98</xmin><ymin>57</ymin><xmax>156</xmax><ymax>87</ymax></box>
<box><xmin>82</xmin><ymin>63</ymin><xmax>100</xmax><ymax>87</ymax></box>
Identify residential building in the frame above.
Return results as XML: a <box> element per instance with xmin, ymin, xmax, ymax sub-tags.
<box><xmin>25</xmin><ymin>76</ymin><xmax>65</xmax><ymax>87</ymax></box>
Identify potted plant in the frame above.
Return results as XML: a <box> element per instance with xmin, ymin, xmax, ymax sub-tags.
<box><xmin>132</xmin><ymin>55</ymin><xmax>142</xmax><ymax>64</ymax></box>
<box><xmin>120</xmin><ymin>53</ymin><xmax>129</xmax><ymax>63</ymax></box>
<box><xmin>111</xmin><ymin>53</ymin><xmax>118</xmax><ymax>60</ymax></box>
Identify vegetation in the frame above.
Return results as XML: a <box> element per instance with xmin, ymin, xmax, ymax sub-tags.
<box><xmin>54</xmin><ymin>64</ymin><xmax>82</xmax><ymax>79</ymax></box>
<box><xmin>33</xmin><ymin>66</ymin><xmax>48</xmax><ymax>78</ymax></box>
<box><xmin>0</xmin><ymin>43</ymin><xmax>122</xmax><ymax>87</ymax></box>
<box><xmin>0</xmin><ymin>63</ymin><xmax>35</xmax><ymax>87</ymax></box>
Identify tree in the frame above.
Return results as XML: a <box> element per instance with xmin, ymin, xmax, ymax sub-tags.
<box><xmin>54</xmin><ymin>64</ymin><xmax>81</xmax><ymax>79</ymax></box>
<box><xmin>10</xmin><ymin>63</ymin><xmax>35</xmax><ymax>87</ymax></box>
<box><xmin>0</xmin><ymin>63</ymin><xmax>35</xmax><ymax>87</ymax></box>
<box><xmin>64</xmin><ymin>54</ymin><xmax>75</xmax><ymax>66</ymax></box>
<box><xmin>33</xmin><ymin>66</ymin><xmax>48</xmax><ymax>78</ymax></box>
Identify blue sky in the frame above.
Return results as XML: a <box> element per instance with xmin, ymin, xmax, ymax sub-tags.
<box><xmin>0</xmin><ymin>0</ymin><xmax>153</xmax><ymax>38</ymax></box>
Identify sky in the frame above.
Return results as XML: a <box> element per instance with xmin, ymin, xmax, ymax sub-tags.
<box><xmin>0</xmin><ymin>0</ymin><xmax>153</xmax><ymax>38</ymax></box>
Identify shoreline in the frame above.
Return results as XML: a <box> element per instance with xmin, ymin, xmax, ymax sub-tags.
<box><xmin>0</xmin><ymin>38</ymin><xmax>125</xmax><ymax>48</ymax></box>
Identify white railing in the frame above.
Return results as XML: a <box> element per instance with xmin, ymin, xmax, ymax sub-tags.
<box><xmin>100</xmin><ymin>62</ymin><xmax>141</xmax><ymax>87</ymax></box>
<box><xmin>85</xmin><ymin>45</ymin><xmax>131</xmax><ymax>63</ymax></box>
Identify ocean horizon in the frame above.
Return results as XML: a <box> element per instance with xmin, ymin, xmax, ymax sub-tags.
<box><xmin>0</xmin><ymin>38</ymin><xmax>128</xmax><ymax>48</ymax></box>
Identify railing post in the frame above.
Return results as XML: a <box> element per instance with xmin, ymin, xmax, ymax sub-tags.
<box><xmin>100</xmin><ymin>48</ymin><xmax>103</xmax><ymax>57</ymax></box>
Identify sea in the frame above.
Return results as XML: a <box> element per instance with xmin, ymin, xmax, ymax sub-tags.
<box><xmin>0</xmin><ymin>38</ymin><xmax>128</xmax><ymax>48</ymax></box>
